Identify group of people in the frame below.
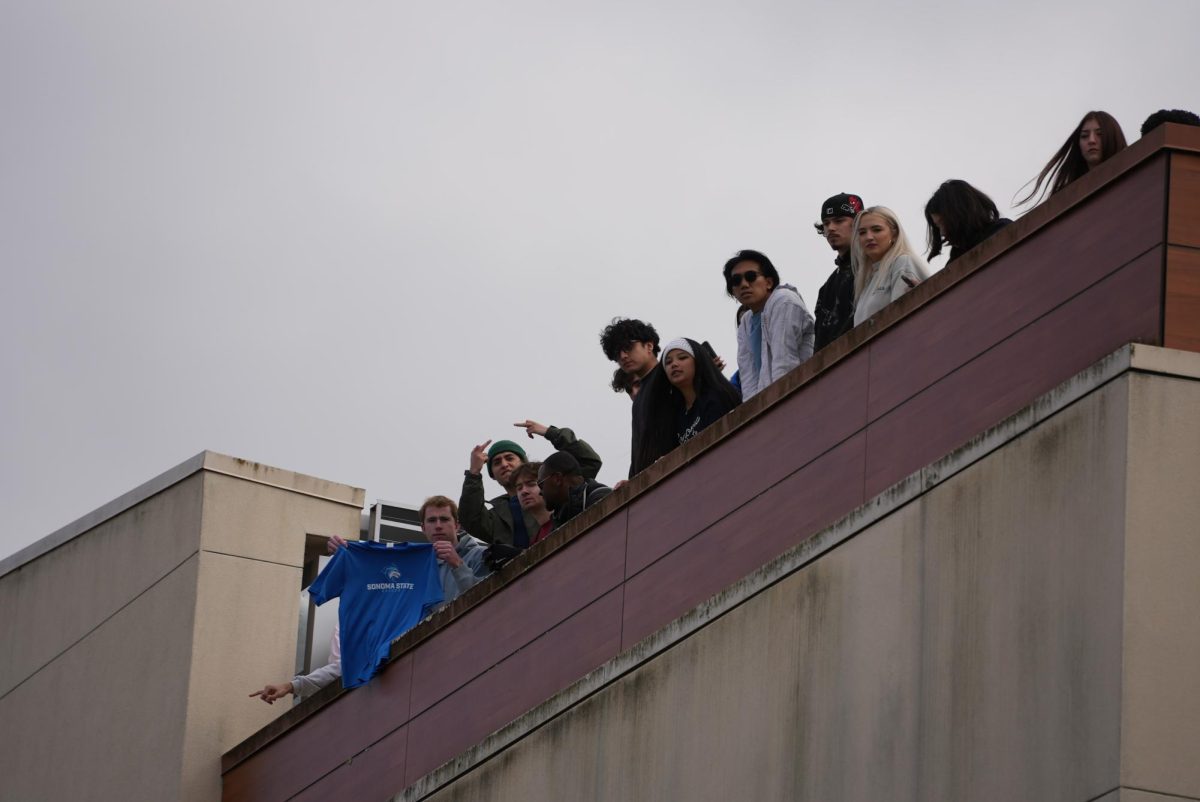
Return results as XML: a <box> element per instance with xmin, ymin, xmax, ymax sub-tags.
<box><xmin>251</xmin><ymin>107</ymin><xmax>1198</xmax><ymax>705</ymax></box>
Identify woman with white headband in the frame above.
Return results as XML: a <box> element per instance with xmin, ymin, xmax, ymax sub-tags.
<box><xmin>632</xmin><ymin>337</ymin><xmax>741</xmax><ymax>474</ymax></box>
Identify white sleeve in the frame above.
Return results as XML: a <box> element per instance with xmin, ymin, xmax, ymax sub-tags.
<box><xmin>291</xmin><ymin>622</ymin><xmax>342</xmax><ymax>699</ymax></box>
<box><xmin>735</xmin><ymin>316</ymin><xmax>761</xmax><ymax>399</ymax></box>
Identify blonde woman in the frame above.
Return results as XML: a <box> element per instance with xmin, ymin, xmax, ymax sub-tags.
<box><xmin>851</xmin><ymin>206</ymin><xmax>930</xmax><ymax>326</ymax></box>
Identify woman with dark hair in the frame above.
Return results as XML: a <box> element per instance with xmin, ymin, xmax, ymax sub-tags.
<box><xmin>1017</xmin><ymin>111</ymin><xmax>1127</xmax><ymax>206</ymax></box>
<box><xmin>924</xmin><ymin>180</ymin><xmax>1013</xmax><ymax>263</ymax></box>
<box><xmin>632</xmin><ymin>338</ymin><xmax>741</xmax><ymax>474</ymax></box>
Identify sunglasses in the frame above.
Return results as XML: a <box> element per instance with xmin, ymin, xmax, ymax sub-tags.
<box><xmin>728</xmin><ymin>269</ymin><xmax>761</xmax><ymax>288</ymax></box>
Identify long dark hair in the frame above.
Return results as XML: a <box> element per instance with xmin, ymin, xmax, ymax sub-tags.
<box><xmin>1016</xmin><ymin>111</ymin><xmax>1127</xmax><ymax>207</ymax></box>
<box><xmin>633</xmin><ymin>339</ymin><xmax>741</xmax><ymax>474</ymax></box>
<box><xmin>925</xmin><ymin>180</ymin><xmax>1002</xmax><ymax>260</ymax></box>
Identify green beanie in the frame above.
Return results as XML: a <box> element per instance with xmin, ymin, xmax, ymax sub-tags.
<box><xmin>486</xmin><ymin>440</ymin><xmax>527</xmax><ymax>478</ymax></box>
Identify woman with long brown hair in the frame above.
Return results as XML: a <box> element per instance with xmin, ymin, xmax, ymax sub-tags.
<box><xmin>1017</xmin><ymin>111</ymin><xmax>1127</xmax><ymax>206</ymax></box>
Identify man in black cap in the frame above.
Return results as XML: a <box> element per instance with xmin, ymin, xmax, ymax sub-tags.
<box><xmin>459</xmin><ymin>422</ymin><xmax>602</xmax><ymax>548</ymax></box>
<box><xmin>537</xmin><ymin>451</ymin><xmax>613</xmax><ymax>532</ymax></box>
<box><xmin>812</xmin><ymin>192</ymin><xmax>865</xmax><ymax>350</ymax></box>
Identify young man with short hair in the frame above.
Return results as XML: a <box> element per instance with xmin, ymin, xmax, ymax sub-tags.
<box><xmin>510</xmin><ymin>461</ymin><xmax>554</xmax><ymax>546</ymax></box>
<box><xmin>813</xmin><ymin>192</ymin><xmax>865</xmax><ymax>350</ymax></box>
<box><xmin>537</xmin><ymin>451</ymin><xmax>613</xmax><ymax>531</ymax></box>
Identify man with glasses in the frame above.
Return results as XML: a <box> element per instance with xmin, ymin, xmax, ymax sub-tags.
<box><xmin>723</xmin><ymin>249</ymin><xmax>815</xmax><ymax>400</ymax></box>
<box><xmin>812</xmin><ymin>192</ymin><xmax>865</xmax><ymax>350</ymax></box>
<box><xmin>599</xmin><ymin>317</ymin><xmax>661</xmax><ymax>477</ymax></box>
<box><xmin>537</xmin><ymin>451</ymin><xmax>613</xmax><ymax>531</ymax></box>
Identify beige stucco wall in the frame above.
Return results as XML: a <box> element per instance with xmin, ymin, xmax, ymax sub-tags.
<box><xmin>419</xmin><ymin>358</ymin><xmax>1198</xmax><ymax>802</ymax></box>
<box><xmin>0</xmin><ymin>453</ymin><xmax>363</xmax><ymax>802</ymax></box>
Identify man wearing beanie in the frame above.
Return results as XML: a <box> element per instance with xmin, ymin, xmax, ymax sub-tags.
<box><xmin>459</xmin><ymin>422</ymin><xmax>602</xmax><ymax>548</ymax></box>
<box><xmin>813</xmin><ymin>192</ymin><xmax>865</xmax><ymax>350</ymax></box>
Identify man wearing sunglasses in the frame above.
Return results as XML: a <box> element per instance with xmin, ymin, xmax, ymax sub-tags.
<box><xmin>537</xmin><ymin>450</ymin><xmax>613</xmax><ymax>532</ymax></box>
<box><xmin>723</xmin><ymin>249</ymin><xmax>815</xmax><ymax>401</ymax></box>
<box><xmin>813</xmin><ymin>192</ymin><xmax>865</xmax><ymax>350</ymax></box>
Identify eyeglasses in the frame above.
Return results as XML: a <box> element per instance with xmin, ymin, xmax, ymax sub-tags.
<box><xmin>728</xmin><ymin>270</ymin><xmax>761</xmax><ymax>288</ymax></box>
<box><xmin>536</xmin><ymin>474</ymin><xmax>558</xmax><ymax>490</ymax></box>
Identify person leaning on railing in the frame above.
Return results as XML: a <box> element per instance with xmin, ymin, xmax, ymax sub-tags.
<box><xmin>851</xmin><ymin>206</ymin><xmax>930</xmax><ymax>327</ymax></box>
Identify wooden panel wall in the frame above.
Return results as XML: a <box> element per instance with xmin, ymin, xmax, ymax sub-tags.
<box><xmin>222</xmin><ymin>138</ymin><xmax>1196</xmax><ymax>802</ymax></box>
<box><xmin>1166</xmin><ymin>153</ymin><xmax>1200</xmax><ymax>350</ymax></box>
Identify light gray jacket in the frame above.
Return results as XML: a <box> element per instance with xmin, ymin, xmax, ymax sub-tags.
<box><xmin>736</xmin><ymin>284</ymin><xmax>816</xmax><ymax>399</ymax></box>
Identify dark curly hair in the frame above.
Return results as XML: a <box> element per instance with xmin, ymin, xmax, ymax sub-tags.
<box><xmin>599</xmin><ymin>318</ymin><xmax>660</xmax><ymax>362</ymax></box>
<box><xmin>1140</xmin><ymin>109</ymin><xmax>1200</xmax><ymax>137</ymax></box>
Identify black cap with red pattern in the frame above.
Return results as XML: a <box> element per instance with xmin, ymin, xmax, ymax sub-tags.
<box><xmin>819</xmin><ymin>193</ymin><xmax>864</xmax><ymax>221</ymax></box>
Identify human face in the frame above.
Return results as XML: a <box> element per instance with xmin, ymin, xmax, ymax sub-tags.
<box><xmin>490</xmin><ymin>451</ymin><xmax>523</xmax><ymax>487</ymax></box>
<box><xmin>536</xmin><ymin>466</ymin><xmax>568</xmax><ymax>511</ymax></box>
<box><xmin>1079</xmin><ymin>117</ymin><xmax>1103</xmax><ymax>167</ymax></box>
<box><xmin>930</xmin><ymin>212</ymin><xmax>953</xmax><ymax>247</ymax></box>
<box><xmin>663</xmin><ymin>349</ymin><xmax>695</xmax><ymax>392</ymax></box>
<box><xmin>422</xmin><ymin>506</ymin><xmax>459</xmax><ymax>547</ymax></box>
<box><xmin>617</xmin><ymin>340</ymin><xmax>657</xmax><ymax>379</ymax></box>
<box><xmin>822</xmin><ymin>215</ymin><xmax>855</xmax><ymax>253</ymax></box>
<box><xmin>729</xmin><ymin>260</ymin><xmax>773</xmax><ymax>312</ymax></box>
<box><xmin>514</xmin><ymin>477</ymin><xmax>545</xmax><ymax>512</ymax></box>
<box><xmin>857</xmin><ymin>213</ymin><xmax>895</xmax><ymax>264</ymax></box>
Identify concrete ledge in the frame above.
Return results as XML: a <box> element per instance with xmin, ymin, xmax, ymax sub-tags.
<box><xmin>0</xmin><ymin>450</ymin><xmax>365</xmax><ymax>580</ymax></box>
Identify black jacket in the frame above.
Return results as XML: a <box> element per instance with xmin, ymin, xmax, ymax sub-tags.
<box><xmin>814</xmin><ymin>252</ymin><xmax>855</xmax><ymax>351</ymax></box>
<box><xmin>551</xmin><ymin>478</ymin><xmax>612</xmax><ymax>532</ymax></box>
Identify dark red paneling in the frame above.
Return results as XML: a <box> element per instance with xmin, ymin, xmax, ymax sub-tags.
<box><xmin>626</xmin><ymin>349</ymin><xmax>869</xmax><ymax>577</ymax></box>
<box><xmin>409</xmin><ymin>512</ymin><xmax>626</xmax><ymax>715</ymax></box>
<box><xmin>867</xmin><ymin>157</ymin><xmax>1167</xmax><ymax>421</ymax></box>
<box><xmin>621</xmin><ymin>433</ymin><xmax>866</xmax><ymax>651</ymax></box>
<box><xmin>223</xmin><ymin>654</ymin><xmax>413</xmax><ymax>802</ymax></box>
<box><xmin>1169</xmin><ymin>153</ymin><xmax>1200</xmax><ymax>248</ymax></box>
<box><xmin>1165</xmin><ymin>245</ymin><xmax>1200</xmax><ymax>351</ymax></box>
<box><xmin>863</xmin><ymin>247</ymin><xmax>1164</xmax><ymax>499</ymax></box>
<box><xmin>404</xmin><ymin>589</ymin><xmax>624</xmax><ymax>788</ymax></box>
<box><xmin>289</xmin><ymin>725</ymin><xmax>408</xmax><ymax>802</ymax></box>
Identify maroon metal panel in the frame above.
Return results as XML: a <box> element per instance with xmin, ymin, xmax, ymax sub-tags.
<box><xmin>409</xmin><ymin>511</ymin><xmax>627</xmax><ymax>716</ymax></box>
<box><xmin>863</xmin><ymin>247</ymin><xmax>1164</xmax><ymax>499</ymax></box>
<box><xmin>223</xmin><ymin>654</ymin><xmax>413</xmax><ymax>802</ymax></box>
<box><xmin>621</xmin><ymin>433</ymin><xmax>866</xmax><ymax>651</ymax></box>
<box><xmin>626</xmin><ymin>349</ymin><xmax>869</xmax><ymax>578</ymax></box>
<box><xmin>1165</xmin><ymin>245</ymin><xmax>1200</xmax><ymax>351</ymax></box>
<box><xmin>867</xmin><ymin>156</ymin><xmax>1167</xmax><ymax>422</ymax></box>
<box><xmin>290</xmin><ymin>725</ymin><xmax>408</xmax><ymax>802</ymax></box>
<box><xmin>404</xmin><ymin>589</ymin><xmax>624</xmax><ymax>788</ymax></box>
<box><xmin>1169</xmin><ymin>153</ymin><xmax>1200</xmax><ymax>249</ymax></box>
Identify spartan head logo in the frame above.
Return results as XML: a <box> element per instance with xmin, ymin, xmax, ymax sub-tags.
<box><xmin>383</xmin><ymin>565</ymin><xmax>402</xmax><ymax>581</ymax></box>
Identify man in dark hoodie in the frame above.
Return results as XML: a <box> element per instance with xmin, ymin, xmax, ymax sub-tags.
<box><xmin>459</xmin><ymin>424</ymin><xmax>601</xmax><ymax>548</ymax></box>
<box><xmin>812</xmin><ymin>192</ymin><xmax>865</xmax><ymax>351</ymax></box>
<box><xmin>537</xmin><ymin>451</ymin><xmax>612</xmax><ymax>531</ymax></box>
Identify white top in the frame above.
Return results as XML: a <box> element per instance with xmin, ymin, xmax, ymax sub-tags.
<box><xmin>853</xmin><ymin>254</ymin><xmax>930</xmax><ymax>326</ymax></box>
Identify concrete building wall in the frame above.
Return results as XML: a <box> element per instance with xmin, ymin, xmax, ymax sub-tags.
<box><xmin>0</xmin><ymin>453</ymin><xmax>363</xmax><ymax>802</ymax></box>
<box><xmin>416</xmin><ymin>363</ymin><xmax>1197</xmax><ymax>802</ymax></box>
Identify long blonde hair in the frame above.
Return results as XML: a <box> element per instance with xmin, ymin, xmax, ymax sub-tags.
<box><xmin>851</xmin><ymin>206</ymin><xmax>928</xmax><ymax>301</ymax></box>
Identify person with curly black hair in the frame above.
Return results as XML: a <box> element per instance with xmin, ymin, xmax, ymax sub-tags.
<box><xmin>599</xmin><ymin>317</ymin><xmax>661</xmax><ymax>476</ymax></box>
<box><xmin>1140</xmin><ymin>109</ymin><xmax>1200</xmax><ymax>137</ymax></box>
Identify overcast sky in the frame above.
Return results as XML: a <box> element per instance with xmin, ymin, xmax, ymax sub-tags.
<box><xmin>2</xmin><ymin>0</ymin><xmax>1197</xmax><ymax>563</ymax></box>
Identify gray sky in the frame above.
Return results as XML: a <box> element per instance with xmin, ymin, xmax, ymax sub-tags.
<box><xmin>2</xmin><ymin>0</ymin><xmax>1197</xmax><ymax>562</ymax></box>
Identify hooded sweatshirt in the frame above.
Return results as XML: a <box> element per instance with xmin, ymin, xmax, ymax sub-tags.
<box><xmin>735</xmin><ymin>283</ymin><xmax>816</xmax><ymax>400</ymax></box>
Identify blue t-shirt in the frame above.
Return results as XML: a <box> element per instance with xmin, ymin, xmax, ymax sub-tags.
<box><xmin>307</xmin><ymin>541</ymin><xmax>444</xmax><ymax>689</ymax></box>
